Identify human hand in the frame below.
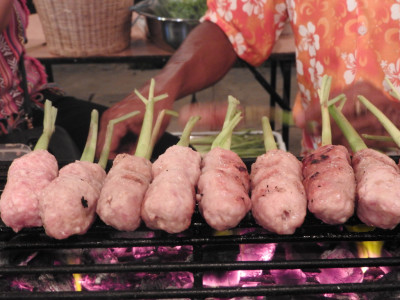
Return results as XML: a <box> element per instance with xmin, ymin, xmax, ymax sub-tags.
<box><xmin>96</xmin><ymin>89</ymin><xmax>174</xmax><ymax>159</ymax></box>
<box><xmin>178</xmin><ymin>101</ymin><xmax>245</xmax><ymax>131</ymax></box>
<box><xmin>303</xmin><ymin>81</ymin><xmax>400</xmax><ymax>152</ymax></box>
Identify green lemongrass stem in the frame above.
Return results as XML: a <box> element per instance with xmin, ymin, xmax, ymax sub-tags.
<box><xmin>319</xmin><ymin>75</ymin><xmax>333</xmax><ymax>146</ymax></box>
<box><xmin>80</xmin><ymin>109</ymin><xmax>99</xmax><ymax>163</ymax></box>
<box><xmin>361</xmin><ymin>134</ymin><xmax>394</xmax><ymax>142</ymax></box>
<box><xmin>223</xmin><ymin>96</ymin><xmax>240</xmax><ymax>128</ymax></box>
<box><xmin>34</xmin><ymin>100</ymin><xmax>58</xmax><ymax>151</ymax></box>
<box><xmin>262</xmin><ymin>116</ymin><xmax>277</xmax><ymax>151</ymax></box>
<box><xmin>148</xmin><ymin>109</ymin><xmax>179</xmax><ymax>157</ymax></box>
<box><xmin>328</xmin><ymin>104</ymin><xmax>367</xmax><ymax>153</ymax></box>
<box><xmin>222</xmin><ymin>96</ymin><xmax>241</xmax><ymax>147</ymax></box>
<box><xmin>327</xmin><ymin>93</ymin><xmax>346</xmax><ymax>110</ymax></box>
<box><xmin>134</xmin><ymin>78</ymin><xmax>168</xmax><ymax>159</ymax></box>
<box><xmin>385</xmin><ymin>77</ymin><xmax>400</xmax><ymax>101</ymax></box>
<box><xmin>358</xmin><ymin>95</ymin><xmax>400</xmax><ymax>148</ymax></box>
<box><xmin>177</xmin><ymin>115</ymin><xmax>201</xmax><ymax>147</ymax></box>
<box><xmin>97</xmin><ymin>110</ymin><xmax>141</xmax><ymax>169</ymax></box>
<box><xmin>211</xmin><ymin>112</ymin><xmax>242</xmax><ymax>150</ymax></box>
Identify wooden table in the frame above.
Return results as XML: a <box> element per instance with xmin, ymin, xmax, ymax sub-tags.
<box><xmin>26</xmin><ymin>13</ymin><xmax>296</xmax><ymax>146</ymax></box>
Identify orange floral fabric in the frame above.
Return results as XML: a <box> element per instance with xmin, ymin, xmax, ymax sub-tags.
<box><xmin>203</xmin><ymin>0</ymin><xmax>400</xmax><ymax>152</ymax></box>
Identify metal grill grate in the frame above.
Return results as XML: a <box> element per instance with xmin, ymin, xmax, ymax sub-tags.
<box><xmin>0</xmin><ymin>160</ymin><xmax>400</xmax><ymax>299</ymax></box>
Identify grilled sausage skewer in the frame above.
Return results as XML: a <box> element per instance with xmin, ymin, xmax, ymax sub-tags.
<box><xmin>39</xmin><ymin>109</ymin><xmax>140</xmax><ymax>240</ymax></box>
<box><xmin>39</xmin><ymin>110</ymin><xmax>106</xmax><ymax>239</ymax></box>
<box><xmin>329</xmin><ymin>98</ymin><xmax>400</xmax><ymax>229</ymax></box>
<box><xmin>250</xmin><ymin>116</ymin><xmax>307</xmax><ymax>234</ymax></box>
<box><xmin>302</xmin><ymin>75</ymin><xmax>356</xmax><ymax>225</ymax></box>
<box><xmin>97</xmin><ymin>79</ymin><xmax>168</xmax><ymax>231</ymax></box>
<box><xmin>0</xmin><ymin>100</ymin><xmax>58</xmax><ymax>232</ymax></box>
<box><xmin>197</xmin><ymin>96</ymin><xmax>251</xmax><ymax>231</ymax></box>
<box><xmin>141</xmin><ymin>116</ymin><xmax>201</xmax><ymax>233</ymax></box>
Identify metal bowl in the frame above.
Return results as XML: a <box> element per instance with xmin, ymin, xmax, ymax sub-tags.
<box><xmin>131</xmin><ymin>4</ymin><xmax>200</xmax><ymax>52</ymax></box>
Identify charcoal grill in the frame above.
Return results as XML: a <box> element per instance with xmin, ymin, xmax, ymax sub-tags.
<box><xmin>1</xmin><ymin>159</ymin><xmax>400</xmax><ymax>299</ymax></box>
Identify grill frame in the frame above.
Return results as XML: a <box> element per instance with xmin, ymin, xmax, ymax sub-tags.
<box><xmin>1</xmin><ymin>159</ymin><xmax>400</xmax><ymax>299</ymax></box>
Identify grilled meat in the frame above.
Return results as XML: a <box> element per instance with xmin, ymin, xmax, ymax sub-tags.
<box><xmin>250</xmin><ymin>149</ymin><xmax>307</xmax><ymax>234</ymax></box>
<box><xmin>196</xmin><ymin>147</ymin><xmax>251</xmax><ymax>231</ymax></box>
<box><xmin>97</xmin><ymin>153</ymin><xmax>152</xmax><ymax>231</ymax></box>
<box><xmin>141</xmin><ymin>145</ymin><xmax>201</xmax><ymax>233</ymax></box>
<box><xmin>40</xmin><ymin>161</ymin><xmax>106</xmax><ymax>239</ymax></box>
<box><xmin>302</xmin><ymin>144</ymin><xmax>356</xmax><ymax>224</ymax></box>
<box><xmin>0</xmin><ymin>150</ymin><xmax>58</xmax><ymax>232</ymax></box>
<box><xmin>352</xmin><ymin>148</ymin><xmax>400</xmax><ymax>229</ymax></box>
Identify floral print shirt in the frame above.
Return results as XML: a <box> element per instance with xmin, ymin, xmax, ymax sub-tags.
<box><xmin>0</xmin><ymin>0</ymin><xmax>47</xmax><ymax>134</ymax></box>
<box><xmin>203</xmin><ymin>0</ymin><xmax>400</xmax><ymax>152</ymax></box>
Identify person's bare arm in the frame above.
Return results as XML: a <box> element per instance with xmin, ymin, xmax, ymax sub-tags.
<box><xmin>96</xmin><ymin>21</ymin><xmax>238</xmax><ymax>158</ymax></box>
<box><xmin>0</xmin><ymin>0</ymin><xmax>14</xmax><ymax>31</ymax></box>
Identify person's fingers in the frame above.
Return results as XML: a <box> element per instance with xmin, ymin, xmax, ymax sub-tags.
<box><xmin>178</xmin><ymin>102</ymin><xmax>229</xmax><ymax>131</ymax></box>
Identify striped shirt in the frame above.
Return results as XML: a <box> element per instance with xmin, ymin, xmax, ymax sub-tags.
<box><xmin>0</xmin><ymin>0</ymin><xmax>47</xmax><ymax>134</ymax></box>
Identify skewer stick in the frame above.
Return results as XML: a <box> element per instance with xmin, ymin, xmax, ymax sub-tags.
<box><xmin>261</xmin><ymin>116</ymin><xmax>277</xmax><ymax>151</ymax></box>
<box><xmin>134</xmin><ymin>78</ymin><xmax>168</xmax><ymax>159</ymax></box>
<box><xmin>177</xmin><ymin>115</ymin><xmax>201</xmax><ymax>147</ymax></box>
<box><xmin>328</xmin><ymin>105</ymin><xmax>368</xmax><ymax>153</ymax></box>
<box><xmin>148</xmin><ymin>109</ymin><xmax>179</xmax><ymax>157</ymax></box>
<box><xmin>34</xmin><ymin>99</ymin><xmax>58</xmax><ymax>151</ymax></box>
<box><xmin>358</xmin><ymin>95</ymin><xmax>400</xmax><ymax>148</ymax></box>
<box><xmin>80</xmin><ymin>109</ymin><xmax>99</xmax><ymax>163</ymax></box>
<box><xmin>97</xmin><ymin>110</ymin><xmax>141</xmax><ymax>169</ymax></box>
<box><xmin>211</xmin><ymin>112</ymin><xmax>242</xmax><ymax>150</ymax></box>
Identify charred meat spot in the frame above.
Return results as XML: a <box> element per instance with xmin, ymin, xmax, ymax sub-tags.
<box><xmin>311</xmin><ymin>159</ymin><xmax>320</xmax><ymax>164</ymax></box>
<box><xmin>310</xmin><ymin>171</ymin><xmax>320</xmax><ymax>179</ymax></box>
<box><xmin>81</xmin><ymin>197</ymin><xmax>88</xmax><ymax>208</ymax></box>
<box><xmin>320</xmin><ymin>154</ymin><xmax>329</xmax><ymax>160</ymax></box>
<box><xmin>274</xmin><ymin>186</ymin><xmax>285</xmax><ymax>192</ymax></box>
<box><xmin>237</xmin><ymin>166</ymin><xmax>248</xmax><ymax>173</ymax></box>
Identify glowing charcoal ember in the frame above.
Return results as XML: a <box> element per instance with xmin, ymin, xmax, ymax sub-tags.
<box><xmin>270</xmin><ymin>269</ymin><xmax>307</xmax><ymax>285</ymax></box>
<box><xmin>238</xmin><ymin>244</ymin><xmax>277</xmax><ymax>261</ymax></box>
<box><xmin>316</xmin><ymin>247</ymin><xmax>364</xmax><ymax>284</ymax></box>
<box><xmin>238</xmin><ymin>244</ymin><xmax>277</xmax><ymax>278</ymax></box>
<box><xmin>203</xmin><ymin>270</ymin><xmax>241</xmax><ymax>287</ymax></box>
<box><xmin>80</xmin><ymin>272</ymin><xmax>194</xmax><ymax>291</ymax></box>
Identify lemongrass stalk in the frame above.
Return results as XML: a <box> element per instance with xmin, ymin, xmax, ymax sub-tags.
<box><xmin>358</xmin><ymin>95</ymin><xmax>400</xmax><ymax>148</ymax></box>
<box><xmin>327</xmin><ymin>94</ymin><xmax>347</xmax><ymax>110</ymax></box>
<box><xmin>361</xmin><ymin>134</ymin><xmax>394</xmax><ymax>142</ymax></box>
<box><xmin>80</xmin><ymin>109</ymin><xmax>99</xmax><ymax>163</ymax></box>
<box><xmin>177</xmin><ymin>115</ymin><xmax>201</xmax><ymax>147</ymax></box>
<box><xmin>148</xmin><ymin>109</ymin><xmax>179</xmax><ymax>158</ymax></box>
<box><xmin>328</xmin><ymin>104</ymin><xmax>367</xmax><ymax>153</ymax></box>
<box><xmin>97</xmin><ymin>110</ymin><xmax>141</xmax><ymax>169</ymax></box>
<box><xmin>135</xmin><ymin>78</ymin><xmax>168</xmax><ymax>159</ymax></box>
<box><xmin>34</xmin><ymin>100</ymin><xmax>58</xmax><ymax>151</ymax></box>
<box><xmin>222</xmin><ymin>96</ymin><xmax>241</xmax><ymax>148</ymax></box>
<box><xmin>211</xmin><ymin>112</ymin><xmax>242</xmax><ymax>150</ymax></box>
<box><xmin>223</xmin><ymin>96</ymin><xmax>240</xmax><ymax>128</ymax></box>
<box><xmin>385</xmin><ymin>77</ymin><xmax>400</xmax><ymax>101</ymax></box>
<box><xmin>262</xmin><ymin>116</ymin><xmax>277</xmax><ymax>151</ymax></box>
<box><xmin>318</xmin><ymin>75</ymin><xmax>332</xmax><ymax>146</ymax></box>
